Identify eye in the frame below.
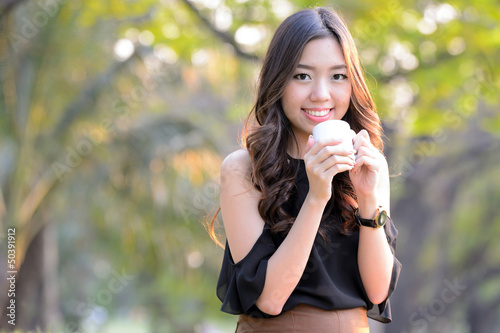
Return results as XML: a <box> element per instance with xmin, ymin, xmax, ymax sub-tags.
<box><xmin>332</xmin><ymin>74</ymin><xmax>348</xmax><ymax>81</ymax></box>
<box><xmin>293</xmin><ymin>73</ymin><xmax>311</xmax><ymax>81</ymax></box>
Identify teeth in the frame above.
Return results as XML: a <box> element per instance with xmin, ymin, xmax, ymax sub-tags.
<box><xmin>305</xmin><ymin>109</ymin><xmax>330</xmax><ymax>117</ymax></box>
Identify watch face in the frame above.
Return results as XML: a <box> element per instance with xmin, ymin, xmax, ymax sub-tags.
<box><xmin>377</xmin><ymin>210</ymin><xmax>388</xmax><ymax>227</ymax></box>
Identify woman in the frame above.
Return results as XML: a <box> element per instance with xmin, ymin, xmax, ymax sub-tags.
<box><xmin>212</xmin><ymin>7</ymin><xmax>401</xmax><ymax>332</ymax></box>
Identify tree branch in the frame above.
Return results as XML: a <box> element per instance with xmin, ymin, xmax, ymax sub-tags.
<box><xmin>115</xmin><ymin>5</ymin><xmax>157</xmax><ymax>26</ymax></box>
<box><xmin>52</xmin><ymin>52</ymin><xmax>136</xmax><ymax>138</ymax></box>
<box><xmin>180</xmin><ymin>0</ymin><xmax>259</xmax><ymax>61</ymax></box>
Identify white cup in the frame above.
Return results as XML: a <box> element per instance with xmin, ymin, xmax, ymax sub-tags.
<box><xmin>312</xmin><ymin>120</ymin><xmax>355</xmax><ymax>152</ymax></box>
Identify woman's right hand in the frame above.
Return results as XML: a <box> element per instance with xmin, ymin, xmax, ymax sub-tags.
<box><xmin>303</xmin><ymin>135</ymin><xmax>356</xmax><ymax>204</ymax></box>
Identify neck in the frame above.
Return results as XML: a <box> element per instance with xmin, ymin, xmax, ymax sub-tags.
<box><xmin>287</xmin><ymin>136</ymin><xmax>308</xmax><ymax>160</ymax></box>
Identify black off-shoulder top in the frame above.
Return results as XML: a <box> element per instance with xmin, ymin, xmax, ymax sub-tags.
<box><xmin>216</xmin><ymin>158</ymin><xmax>402</xmax><ymax>323</ymax></box>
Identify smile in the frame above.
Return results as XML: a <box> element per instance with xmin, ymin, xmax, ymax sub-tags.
<box><xmin>303</xmin><ymin>108</ymin><xmax>331</xmax><ymax>117</ymax></box>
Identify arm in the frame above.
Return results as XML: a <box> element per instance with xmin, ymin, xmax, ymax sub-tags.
<box><xmin>221</xmin><ymin>138</ymin><xmax>355</xmax><ymax>315</ymax></box>
<box><xmin>350</xmin><ymin>130</ymin><xmax>395</xmax><ymax>305</ymax></box>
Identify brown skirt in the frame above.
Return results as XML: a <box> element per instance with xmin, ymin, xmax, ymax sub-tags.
<box><xmin>235</xmin><ymin>304</ymin><xmax>369</xmax><ymax>333</ymax></box>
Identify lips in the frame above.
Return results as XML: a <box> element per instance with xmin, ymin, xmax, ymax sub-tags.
<box><xmin>302</xmin><ymin>108</ymin><xmax>332</xmax><ymax>122</ymax></box>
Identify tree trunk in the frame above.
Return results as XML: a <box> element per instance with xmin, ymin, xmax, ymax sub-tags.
<box><xmin>0</xmin><ymin>221</ymin><xmax>61</xmax><ymax>331</ymax></box>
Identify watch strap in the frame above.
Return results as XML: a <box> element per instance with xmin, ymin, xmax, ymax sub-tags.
<box><xmin>355</xmin><ymin>206</ymin><xmax>387</xmax><ymax>229</ymax></box>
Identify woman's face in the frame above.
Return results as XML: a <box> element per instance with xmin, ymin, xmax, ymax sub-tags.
<box><xmin>281</xmin><ymin>36</ymin><xmax>352</xmax><ymax>146</ymax></box>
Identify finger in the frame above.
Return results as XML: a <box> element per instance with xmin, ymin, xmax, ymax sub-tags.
<box><xmin>305</xmin><ymin>138</ymin><xmax>333</xmax><ymax>159</ymax></box>
<box><xmin>308</xmin><ymin>137</ymin><xmax>344</xmax><ymax>157</ymax></box>
<box><xmin>305</xmin><ymin>135</ymin><xmax>315</xmax><ymax>153</ymax></box>
<box><xmin>319</xmin><ymin>155</ymin><xmax>356</xmax><ymax>171</ymax></box>
<box><xmin>357</xmin><ymin>129</ymin><xmax>369</xmax><ymax>139</ymax></box>
<box><xmin>306</xmin><ymin>138</ymin><xmax>351</xmax><ymax>164</ymax></box>
<box><xmin>319</xmin><ymin>144</ymin><xmax>356</xmax><ymax>160</ymax></box>
<box><xmin>353</xmin><ymin>136</ymin><xmax>371</xmax><ymax>152</ymax></box>
<box><xmin>355</xmin><ymin>146</ymin><xmax>374</xmax><ymax>160</ymax></box>
<box><xmin>307</xmin><ymin>154</ymin><xmax>355</xmax><ymax>182</ymax></box>
<box><xmin>356</xmin><ymin>145</ymin><xmax>384</xmax><ymax>165</ymax></box>
<box><xmin>317</xmin><ymin>137</ymin><xmax>344</xmax><ymax>147</ymax></box>
<box><xmin>353</xmin><ymin>129</ymin><xmax>371</xmax><ymax>151</ymax></box>
<box><xmin>352</xmin><ymin>155</ymin><xmax>378</xmax><ymax>174</ymax></box>
<box><xmin>325</xmin><ymin>163</ymin><xmax>355</xmax><ymax>177</ymax></box>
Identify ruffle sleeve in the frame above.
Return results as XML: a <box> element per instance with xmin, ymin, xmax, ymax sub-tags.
<box><xmin>216</xmin><ymin>227</ymin><xmax>276</xmax><ymax>317</ymax></box>
<box><xmin>366</xmin><ymin>216</ymin><xmax>403</xmax><ymax>323</ymax></box>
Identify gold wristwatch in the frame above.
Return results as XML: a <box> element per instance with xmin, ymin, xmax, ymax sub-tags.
<box><xmin>355</xmin><ymin>205</ymin><xmax>388</xmax><ymax>229</ymax></box>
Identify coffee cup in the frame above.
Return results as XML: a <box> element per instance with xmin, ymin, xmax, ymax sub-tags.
<box><xmin>312</xmin><ymin>120</ymin><xmax>355</xmax><ymax>152</ymax></box>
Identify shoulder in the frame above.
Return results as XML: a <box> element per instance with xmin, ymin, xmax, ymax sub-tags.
<box><xmin>220</xmin><ymin>148</ymin><xmax>258</xmax><ymax>199</ymax></box>
<box><xmin>219</xmin><ymin>149</ymin><xmax>265</xmax><ymax>263</ymax></box>
<box><xmin>221</xmin><ymin>148</ymin><xmax>252</xmax><ymax>183</ymax></box>
<box><xmin>222</xmin><ymin>148</ymin><xmax>251</xmax><ymax>169</ymax></box>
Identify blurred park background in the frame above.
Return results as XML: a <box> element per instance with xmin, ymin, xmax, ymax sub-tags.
<box><xmin>0</xmin><ymin>0</ymin><xmax>499</xmax><ymax>332</ymax></box>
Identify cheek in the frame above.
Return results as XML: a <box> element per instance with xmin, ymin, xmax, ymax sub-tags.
<box><xmin>281</xmin><ymin>86</ymin><xmax>300</xmax><ymax>108</ymax></box>
<box><xmin>280</xmin><ymin>95</ymin><xmax>293</xmax><ymax>118</ymax></box>
<box><xmin>280</xmin><ymin>93</ymin><xmax>290</xmax><ymax>111</ymax></box>
<box><xmin>339</xmin><ymin>84</ymin><xmax>352</xmax><ymax>105</ymax></box>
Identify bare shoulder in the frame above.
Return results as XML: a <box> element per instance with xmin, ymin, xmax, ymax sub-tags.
<box><xmin>221</xmin><ymin>148</ymin><xmax>252</xmax><ymax>185</ymax></box>
<box><xmin>221</xmin><ymin>149</ymin><xmax>251</xmax><ymax>173</ymax></box>
<box><xmin>220</xmin><ymin>148</ymin><xmax>264</xmax><ymax>263</ymax></box>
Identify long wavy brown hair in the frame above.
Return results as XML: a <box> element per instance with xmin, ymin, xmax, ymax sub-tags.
<box><xmin>209</xmin><ymin>7</ymin><xmax>383</xmax><ymax>244</ymax></box>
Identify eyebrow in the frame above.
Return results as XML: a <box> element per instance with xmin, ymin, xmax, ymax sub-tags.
<box><xmin>297</xmin><ymin>64</ymin><xmax>347</xmax><ymax>70</ymax></box>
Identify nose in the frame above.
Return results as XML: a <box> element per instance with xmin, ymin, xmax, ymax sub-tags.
<box><xmin>310</xmin><ymin>79</ymin><xmax>331</xmax><ymax>102</ymax></box>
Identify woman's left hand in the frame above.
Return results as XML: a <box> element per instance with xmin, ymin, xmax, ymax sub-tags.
<box><xmin>349</xmin><ymin>130</ymin><xmax>387</xmax><ymax>199</ymax></box>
